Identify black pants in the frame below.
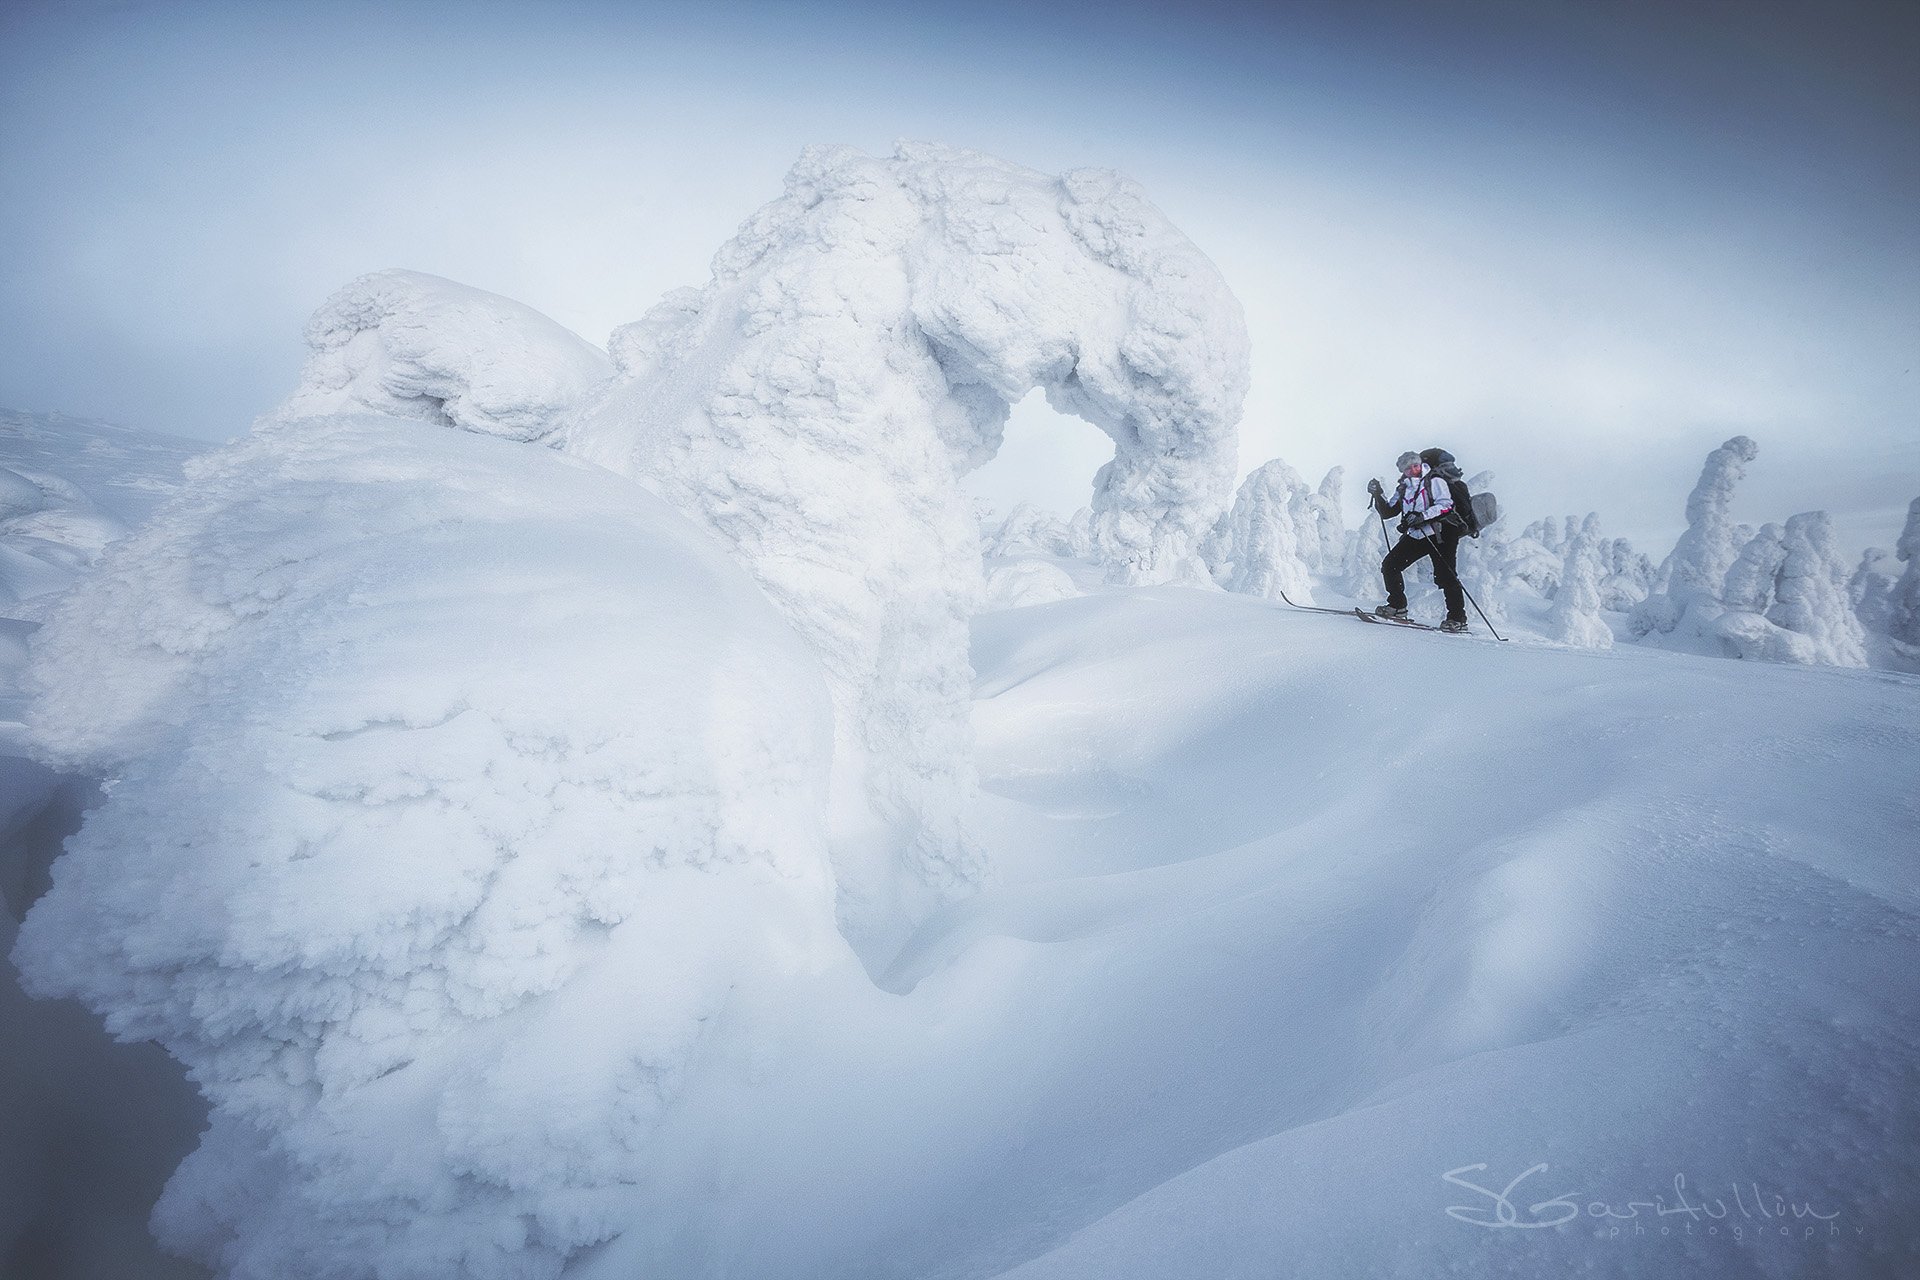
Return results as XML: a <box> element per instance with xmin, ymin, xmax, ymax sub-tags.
<box><xmin>1382</xmin><ymin>527</ymin><xmax>1465</xmax><ymax>621</ymax></box>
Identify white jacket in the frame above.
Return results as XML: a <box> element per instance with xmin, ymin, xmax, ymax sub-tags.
<box><xmin>1394</xmin><ymin>468</ymin><xmax>1454</xmax><ymax>539</ymax></box>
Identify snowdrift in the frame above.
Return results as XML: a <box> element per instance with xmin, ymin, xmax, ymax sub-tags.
<box><xmin>13</xmin><ymin>413</ymin><xmax>863</xmax><ymax>1279</ymax></box>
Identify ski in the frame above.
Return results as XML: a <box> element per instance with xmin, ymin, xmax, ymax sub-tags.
<box><xmin>1355</xmin><ymin>608</ymin><xmax>1445</xmax><ymax>631</ymax></box>
<box><xmin>1352</xmin><ymin>608</ymin><xmax>1507</xmax><ymax>642</ymax></box>
<box><xmin>1274</xmin><ymin>590</ymin><xmax>1357</xmax><ymax>617</ymax></box>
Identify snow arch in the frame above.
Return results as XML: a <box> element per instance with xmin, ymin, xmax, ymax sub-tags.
<box><xmin>567</xmin><ymin>142</ymin><xmax>1249</xmax><ymax>953</ymax></box>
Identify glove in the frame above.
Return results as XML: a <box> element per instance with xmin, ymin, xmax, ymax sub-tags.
<box><xmin>1402</xmin><ymin>517</ymin><xmax>1426</xmax><ymax>535</ymax></box>
<box><xmin>1366</xmin><ymin>477</ymin><xmax>1383</xmax><ymax>497</ymax></box>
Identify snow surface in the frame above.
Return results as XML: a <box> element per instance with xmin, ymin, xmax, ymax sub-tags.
<box><xmin>0</xmin><ymin>410</ymin><xmax>203</xmax><ymax>629</ymax></box>
<box><xmin>16</xmin><ymin>523</ymin><xmax>1920</xmax><ymax>1278</ymax></box>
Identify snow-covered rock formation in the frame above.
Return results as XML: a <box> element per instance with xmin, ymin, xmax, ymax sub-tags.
<box><xmin>566</xmin><ymin>142</ymin><xmax>1249</xmax><ymax>951</ymax></box>
<box><xmin>13</xmin><ymin>412</ymin><xmax>855</xmax><ymax>1280</ymax></box>
<box><xmin>278</xmin><ymin>269</ymin><xmax>613</xmax><ymax>442</ymax></box>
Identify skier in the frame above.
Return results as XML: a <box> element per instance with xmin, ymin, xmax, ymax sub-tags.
<box><xmin>1368</xmin><ymin>451</ymin><xmax>1468</xmax><ymax>633</ymax></box>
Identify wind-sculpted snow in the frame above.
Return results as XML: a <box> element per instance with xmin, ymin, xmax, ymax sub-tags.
<box><xmin>11</xmin><ymin>414</ymin><xmax>853</xmax><ymax>1280</ymax></box>
<box><xmin>567</xmin><ymin>142</ymin><xmax>1248</xmax><ymax>952</ymax></box>
<box><xmin>279</xmin><ymin>270</ymin><xmax>612</xmax><ymax>442</ymax></box>
<box><xmin>0</xmin><ymin>464</ymin><xmax>126</xmax><ymax>616</ymax></box>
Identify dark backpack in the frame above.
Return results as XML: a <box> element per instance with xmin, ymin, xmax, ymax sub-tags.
<box><xmin>1419</xmin><ymin>448</ymin><xmax>1499</xmax><ymax>538</ymax></box>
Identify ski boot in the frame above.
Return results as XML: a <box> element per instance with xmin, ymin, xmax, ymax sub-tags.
<box><xmin>1373</xmin><ymin>604</ymin><xmax>1409</xmax><ymax>620</ymax></box>
<box><xmin>1439</xmin><ymin>617</ymin><xmax>1468</xmax><ymax>634</ymax></box>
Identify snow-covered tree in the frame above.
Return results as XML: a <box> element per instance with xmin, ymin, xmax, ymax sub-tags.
<box><xmin>985</xmin><ymin>502</ymin><xmax>1077</xmax><ymax>560</ymax></box>
<box><xmin>1885</xmin><ymin>497</ymin><xmax>1920</xmax><ymax>656</ymax></box>
<box><xmin>1454</xmin><ymin>530</ymin><xmax>1507</xmax><ymax>628</ymax></box>
<box><xmin>1496</xmin><ymin>527</ymin><xmax>1562</xmax><ymax>596</ymax></box>
<box><xmin>1715</xmin><ymin>512</ymin><xmax>1866</xmax><ymax>667</ymax></box>
<box><xmin>1208</xmin><ymin>458</ymin><xmax>1314</xmax><ymax>603</ymax></box>
<box><xmin>1337</xmin><ymin>522</ymin><xmax>1385</xmax><ymax>598</ymax></box>
<box><xmin>1771</xmin><ymin>512</ymin><xmax>1867</xmax><ymax>666</ymax></box>
<box><xmin>1547</xmin><ymin>514</ymin><xmax>1612</xmax><ymax>648</ymax></box>
<box><xmin>1720</xmin><ymin>522</ymin><xmax>1787</xmax><ymax>613</ymax></box>
<box><xmin>1598</xmin><ymin>537</ymin><xmax>1655</xmax><ymax>612</ymax></box>
<box><xmin>1849</xmin><ymin>546</ymin><xmax>1897</xmax><ymax>634</ymax></box>
<box><xmin>1630</xmin><ymin>434</ymin><xmax>1758</xmax><ymax>638</ymax></box>
<box><xmin>1307</xmin><ymin>466</ymin><xmax>1347</xmax><ymax>569</ymax></box>
<box><xmin>1519</xmin><ymin>516</ymin><xmax>1564</xmax><ymax>554</ymax></box>
<box><xmin>1065</xmin><ymin>506</ymin><xmax>1096</xmax><ymax>559</ymax></box>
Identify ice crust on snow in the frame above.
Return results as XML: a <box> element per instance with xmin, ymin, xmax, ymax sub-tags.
<box><xmin>566</xmin><ymin>142</ymin><xmax>1249</xmax><ymax>950</ymax></box>
<box><xmin>278</xmin><ymin>270</ymin><xmax>613</xmax><ymax>442</ymax></box>
<box><xmin>12</xmin><ymin>413</ymin><xmax>853</xmax><ymax>1279</ymax></box>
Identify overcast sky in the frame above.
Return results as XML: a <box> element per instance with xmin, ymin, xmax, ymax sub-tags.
<box><xmin>2</xmin><ymin>0</ymin><xmax>1914</xmax><ymax>554</ymax></box>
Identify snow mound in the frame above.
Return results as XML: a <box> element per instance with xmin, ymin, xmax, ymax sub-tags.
<box><xmin>567</xmin><ymin>141</ymin><xmax>1248</xmax><ymax>954</ymax></box>
<box><xmin>12</xmin><ymin>414</ymin><xmax>852</xmax><ymax>1280</ymax></box>
<box><xmin>278</xmin><ymin>270</ymin><xmax>612</xmax><ymax>442</ymax></box>
<box><xmin>985</xmin><ymin>558</ymin><xmax>1080</xmax><ymax>610</ymax></box>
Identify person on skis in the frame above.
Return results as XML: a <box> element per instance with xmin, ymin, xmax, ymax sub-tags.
<box><xmin>1368</xmin><ymin>451</ymin><xmax>1469</xmax><ymax>633</ymax></box>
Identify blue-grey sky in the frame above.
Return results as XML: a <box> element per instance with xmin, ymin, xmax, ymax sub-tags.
<box><xmin>2</xmin><ymin>0</ymin><xmax>1914</xmax><ymax>554</ymax></box>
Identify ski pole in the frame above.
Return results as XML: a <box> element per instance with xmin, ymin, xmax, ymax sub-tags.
<box><xmin>1458</xmin><ymin>579</ymin><xmax>1505</xmax><ymax>642</ymax></box>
